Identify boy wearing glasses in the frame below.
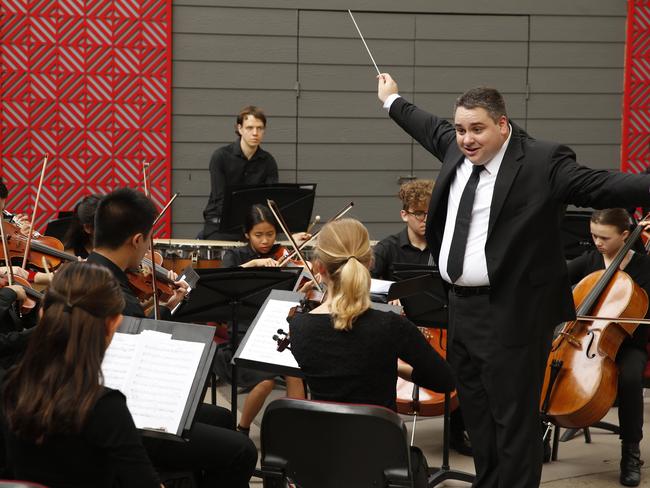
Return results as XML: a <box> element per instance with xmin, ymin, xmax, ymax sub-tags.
<box><xmin>372</xmin><ymin>179</ymin><xmax>434</xmax><ymax>280</ymax></box>
<box><xmin>202</xmin><ymin>105</ymin><xmax>279</xmax><ymax>239</ymax></box>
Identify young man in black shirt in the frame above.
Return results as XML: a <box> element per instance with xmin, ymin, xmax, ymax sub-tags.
<box><xmin>202</xmin><ymin>106</ymin><xmax>279</xmax><ymax>239</ymax></box>
<box><xmin>372</xmin><ymin>179</ymin><xmax>434</xmax><ymax>281</ymax></box>
<box><xmin>87</xmin><ymin>188</ymin><xmax>258</xmax><ymax>487</ymax></box>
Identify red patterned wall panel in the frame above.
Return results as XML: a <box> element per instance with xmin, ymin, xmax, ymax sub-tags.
<box><xmin>622</xmin><ymin>0</ymin><xmax>650</xmax><ymax>174</ymax></box>
<box><xmin>0</xmin><ymin>0</ymin><xmax>172</xmax><ymax>235</ymax></box>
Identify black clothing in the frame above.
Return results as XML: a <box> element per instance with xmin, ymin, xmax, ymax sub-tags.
<box><xmin>221</xmin><ymin>243</ymin><xmax>282</xmax><ymax>269</ymax></box>
<box><xmin>86</xmin><ymin>252</ymin><xmax>172</xmax><ymax>320</ymax></box>
<box><xmin>202</xmin><ymin>139</ymin><xmax>278</xmax><ymax>223</ymax></box>
<box><xmin>371</xmin><ymin>228</ymin><xmax>432</xmax><ymax>280</ymax></box>
<box><xmin>289</xmin><ymin>308</ymin><xmax>454</xmax><ymax>411</ymax></box>
<box><xmin>86</xmin><ymin>252</ymin><xmax>257</xmax><ymax>487</ymax></box>
<box><xmin>567</xmin><ymin>250</ymin><xmax>650</xmax><ymax>443</ymax></box>
<box><xmin>4</xmin><ymin>388</ymin><xmax>160</xmax><ymax>488</ymax></box>
<box><xmin>389</xmin><ymin>96</ymin><xmax>650</xmax><ymax>488</ymax></box>
<box><xmin>0</xmin><ymin>288</ymin><xmax>36</xmax><ymax>374</ymax></box>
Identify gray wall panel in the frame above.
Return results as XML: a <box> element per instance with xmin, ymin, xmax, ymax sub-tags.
<box><xmin>530</xmin><ymin>16</ymin><xmax>626</xmax><ymax>42</ymax></box>
<box><xmin>171</xmin><ymin>3</ymin><xmax>626</xmax><ymax>239</ymax></box>
<box><xmin>173</xmin><ymin>6</ymin><xmax>297</xmax><ymax>36</ymax></box>
<box><xmin>174</xmin><ymin>34</ymin><xmax>297</xmax><ymax>63</ymax></box>
<box><xmin>173</xmin><ymin>88</ymin><xmax>297</xmax><ymax>116</ymax></box>
<box><xmin>416</xmin><ymin>14</ymin><xmax>528</xmax><ymax>41</ymax></box>
<box><xmin>529</xmin><ymin>42</ymin><xmax>624</xmax><ymax>68</ymax></box>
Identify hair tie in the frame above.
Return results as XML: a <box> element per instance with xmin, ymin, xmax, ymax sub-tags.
<box><xmin>346</xmin><ymin>256</ymin><xmax>358</xmax><ymax>263</ymax></box>
<box><xmin>63</xmin><ymin>302</ymin><xmax>74</xmax><ymax>313</ymax></box>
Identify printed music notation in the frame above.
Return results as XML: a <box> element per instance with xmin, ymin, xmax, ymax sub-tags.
<box><xmin>236</xmin><ymin>298</ymin><xmax>301</xmax><ymax>370</ymax></box>
<box><xmin>102</xmin><ymin>330</ymin><xmax>204</xmax><ymax>435</ymax></box>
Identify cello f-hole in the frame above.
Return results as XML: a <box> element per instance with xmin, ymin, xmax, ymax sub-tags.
<box><xmin>585</xmin><ymin>330</ymin><xmax>596</xmax><ymax>359</ymax></box>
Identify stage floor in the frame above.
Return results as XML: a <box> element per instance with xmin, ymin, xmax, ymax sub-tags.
<box><xmin>212</xmin><ymin>384</ymin><xmax>650</xmax><ymax>486</ymax></box>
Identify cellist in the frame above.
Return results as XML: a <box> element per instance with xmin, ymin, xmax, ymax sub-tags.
<box><xmin>566</xmin><ymin>208</ymin><xmax>650</xmax><ymax>487</ymax></box>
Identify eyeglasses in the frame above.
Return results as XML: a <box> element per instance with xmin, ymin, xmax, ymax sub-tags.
<box><xmin>405</xmin><ymin>210</ymin><xmax>428</xmax><ymax>221</ymax></box>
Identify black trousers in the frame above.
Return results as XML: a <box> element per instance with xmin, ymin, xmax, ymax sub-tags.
<box><xmin>616</xmin><ymin>328</ymin><xmax>648</xmax><ymax>444</ymax></box>
<box><xmin>448</xmin><ymin>292</ymin><xmax>553</xmax><ymax>488</ymax></box>
<box><xmin>143</xmin><ymin>404</ymin><xmax>257</xmax><ymax>488</ymax></box>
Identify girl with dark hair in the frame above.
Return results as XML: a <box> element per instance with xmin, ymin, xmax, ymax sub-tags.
<box><xmin>567</xmin><ymin>208</ymin><xmax>650</xmax><ymax>487</ymax></box>
<box><xmin>63</xmin><ymin>194</ymin><xmax>102</xmax><ymax>258</ymax></box>
<box><xmin>219</xmin><ymin>204</ymin><xmax>309</xmax><ymax>434</ymax></box>
<box><xmin>2</xmin><ymin>262</ymin><xmax>162</xmax><ymax>488</ymax></box>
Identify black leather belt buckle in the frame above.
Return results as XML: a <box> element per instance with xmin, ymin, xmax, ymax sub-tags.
<box><xmin>452</xmin><ymin>285</ymin><xmax>491</xmax><ymax>296</ymax></box>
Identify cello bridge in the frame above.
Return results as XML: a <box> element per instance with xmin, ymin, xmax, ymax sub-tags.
<box><xmin>558</xmin><ymin>331</ymin><xmax>581</xmax><ymax>348</ymax></box>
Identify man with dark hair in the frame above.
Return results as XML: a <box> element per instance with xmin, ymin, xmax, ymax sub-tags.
<box><xmin>202</xmin><ymin>105</ymin><xmax>279</xmax><ymax>239</ymax></box>
<box><xmin>87</xmin><ymin>188</ymin><xmax>187</xmax><ymax>318</ymax></box>
<box><xmin>377</xmin><ymin>73</ymin><xmax>650</xmax><ymax>488</ymax></box>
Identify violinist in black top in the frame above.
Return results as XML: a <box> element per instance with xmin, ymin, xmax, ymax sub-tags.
<box><xmin>86</xmin><ymin>188</ymin><xmax>257</xmax><ymax>488</ymax></box>
<box><xmin>220</xmin><ymin>204</ymin><xmax>308</xmax><ymax>435</ymax></box>
<box><xmin>567</xmin><ymin>208</ymin><xmax>650</xmax><ymax>487</ymax></box>
<box><xmin>63</xmin><ymin>194</ymin><xmax>102</xmax><ymax>259</ymax></box>
<box><xmin>289</xmin><ymin>218</ymin><xmax>455</xmax><ymax>487</ymax></box>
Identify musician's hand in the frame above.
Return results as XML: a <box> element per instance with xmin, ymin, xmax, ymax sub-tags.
<box><xmin>161</xmin><ymin>280</ymin><xmax>189</xmax><ymax>310</ymax></box>
<box><xmin>297</xmin><ymin>273</ymin><xmax>321</xmax><ymax>294</ymax></box>
<box><xmin>6</xmin><ymin>285</ymin><xmax>26</xmax><ymax>302</ymax></box>
<box><xmin>292</xmin><ymin>232</ymin><xmax>311</xmax><ymax>245</ymax></box>
<box><xmin>377</xmin><ymin>73</ymin><xmax>398</xmax><ymax>103</ymax></box>
<box><xmin>166</xmin><ymin>269</ymin><xmax>179</xmax><ymax>281</ymax></box>
<box><xmin>640</xmin><ymin>219</ymin><xmax>650</xmax><ymax>234</ymax></box>
<box><xmin>0</xmin><ymin>267</ymin><xmax>29</xmax><ymax>279</ymax></box>
<box><xmin>242</xmin><ymin>258</ymin><xmax>278</xmax><ymax>268</ymax></box>
<box><xmin>397</xmin><ymin>361</ymin><xmax>413</xmax><ymax>382</ymax></box>
<box><xmin>33</xmin><ymin>271</ymin><xmax>53</xmax><ymax>285</ymax></box>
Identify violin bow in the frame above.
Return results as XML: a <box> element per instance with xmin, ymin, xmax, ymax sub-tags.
<box><xmin>266</xmin><ymin>199</ymin><xmax>324</xmax><ymax>295</ymax></box>
<box><xmin>142</xmin><ymin>162</ymin><xmax>160</xmax><ymax>320</ymax></box>
<box><xmin>0</xmin><ymin>219</ymin><xmax>14</xmax><ymax>286</ymax></box>
<box><xmin>277</xmin><ymin>201</ymin><xmax>354</xmax><ymax>267</ymax></box>
<box><xmin>21</xmin><ymin>154</ymin><xmax>49</xmax><ymax>269</ymax></box>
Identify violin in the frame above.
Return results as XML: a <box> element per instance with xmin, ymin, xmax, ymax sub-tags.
<box><xmin>126</xmin><ymin>251</ymin><xmax>178</xmax><ymax>302</ymax></box>
<box><xmin>540</xmin><ymin>219</ymin><xmax>649</xmax><ymax>429</ymax></box>
<box><xmin>0</xmin><ymin>220</ymin><xmax>76</xmax><ymax>270</ymax></box>
<box><xmin>276</xmin><ymin>289</ymin><xmax>324</xmax><ymax>352</ymax></box>
<box><xmin>396</xmin><ymin>328</ymin><xmax>459</xmax><ymax>417</ymax></box>
<box><xmin>0</xmin><ymin>275</ymin><xmax>42</xmax><ymax>314</ymax></box>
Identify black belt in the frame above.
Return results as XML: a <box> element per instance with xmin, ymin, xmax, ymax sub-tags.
<box><xmin>451</xmin><ymin>284</ymin><xmax>491</xmax><ymax>297</ymax></box>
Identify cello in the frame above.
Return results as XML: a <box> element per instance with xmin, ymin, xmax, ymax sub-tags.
<box><xmin>540</xmin><ymin>218</ymin><xmax>650</xmax><ymax>429</ymax></box>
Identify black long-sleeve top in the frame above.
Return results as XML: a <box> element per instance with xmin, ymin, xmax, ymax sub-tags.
<box><xmin>202</xmin><ymin>140</ymin><xmax>279</xmax><ymax>221</ymax></box>
<box><xmin>567</xmin><ymin>249</ymin><xmax>650</xmax><ymax>351</ymax></box>
<box><xmin>4</xmin><ymin>388</ymin><xmax>160</xmax><ymax>488</ymax></box>
<box><xmin>371</xmin><ymin>228</ymin><xmax>433</xmax><ymax>280</ymax></box>
<box><xmin>0</xmin><ymin>288</ymin><xmax>37</xmax><ymax>374</ymax></box>
<box><xmin>86</xmin><ymin>252</ymin><xmax>172</xmax><ymax>320</ymax></box>
<box><xmin>221</xmin><ymin>243</ymin><xmax>283</xmax><ymax>268</ymax></box>
<box><xmin>289</xmin><ymin>308</ymin><xmax>454</xmax><ymax>411</ymax></box>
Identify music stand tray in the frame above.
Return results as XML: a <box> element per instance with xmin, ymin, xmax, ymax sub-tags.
<box><xmin>173</xmin><ymin>267</ymin><xmax>302</xmax><ymax>424</ymax></box>
<box><xmin>219</xmin><ymin>183</ymin><xmax>316</xmax><ymax>235</ymax></box>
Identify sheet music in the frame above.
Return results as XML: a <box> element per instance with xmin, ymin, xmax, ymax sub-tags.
<box><xmin>370</xmin><ymin>278</ymin><xmax>393</xmax><ymax>295</ymax></box>
<box><xmin>236</xmin><ymin>298</ymin><xmax>300</xmax><ymax>369</ymax></box>
<box><xmin>102</xmin><ymin>331</ymin><xmax>204</xmax><ymax>434</ymax></box>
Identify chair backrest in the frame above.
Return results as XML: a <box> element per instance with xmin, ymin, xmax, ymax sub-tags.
<box><xmin>260</xmin><ymin>398</ymin><xmax>413</xmax><ymax>488</ymax></box>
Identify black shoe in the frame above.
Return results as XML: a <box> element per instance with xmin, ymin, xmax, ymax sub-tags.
<box><xmin>620</xmin><ymin>442</ymin><xmax>643</xmax><ymax>486</ymax></box>
<box><xmin>449</xmin><ymin>430</ymin><xmax>473</xmax><ymax>457</ymax></box>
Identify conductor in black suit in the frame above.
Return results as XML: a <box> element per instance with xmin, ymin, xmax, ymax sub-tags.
<box><xmin>377</xmin><ymin>73</ymin><xmax>650</xmax><ymax>488</ymax></box>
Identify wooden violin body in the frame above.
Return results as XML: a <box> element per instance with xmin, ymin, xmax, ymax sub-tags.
<box><xmin>540</xmin><ymin>269</ymin><xmax>648</xmax><ymax>428</ymax></box>
<box><xmin>0</xmin><ymin>220</ymin><xmax>74</xmax><ymax>270</ymax></box>
<box><xmin>396</xmin><ymin>328</ymin><xmax>459</xmax><ymax>417</ymax></box>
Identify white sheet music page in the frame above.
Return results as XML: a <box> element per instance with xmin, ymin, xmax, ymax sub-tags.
<box><xmin>102</xmin><ymin>331</ymin><xmax>205</xmax><ymax>435</ymax></box>
<box><xmin>237</xmin><ymin>298</ymin><xmax>300</xmax><ymax>369</ymax></box>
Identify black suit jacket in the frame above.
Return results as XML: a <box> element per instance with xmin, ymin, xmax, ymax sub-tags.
<box><xmin>390</xmin><ymin>97</ymin><xmax>650</xmax><ymax>346</ymax></box>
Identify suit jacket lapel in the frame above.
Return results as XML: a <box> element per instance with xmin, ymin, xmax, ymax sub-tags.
<box><xmin>487</xmin><ymin>125</ymin><xmax>525</xmax><ymax>239</ymax></box>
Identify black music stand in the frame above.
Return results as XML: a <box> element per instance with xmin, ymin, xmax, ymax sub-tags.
<box><xmin>219</xmin><ymin>184</ymin><xmax>316</xmax><ymax>236</ymax></box>
<box><xmin>388</xmin><ymin>271</ymin><xmax>475</xmax><ymax>486</ymax></box>
<box><xmin>173</xmin><ymin>267</ymin><xmax>301</xmax><ymax>426</ymax></box>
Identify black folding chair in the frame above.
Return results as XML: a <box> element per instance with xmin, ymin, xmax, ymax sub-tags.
<box><xmin>260</xmin><ymin>398</ymin><xmax>417</xmax><ymax>488</ymax></box>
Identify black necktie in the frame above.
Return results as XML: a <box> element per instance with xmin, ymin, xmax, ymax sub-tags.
<box><xmin>447</xmin><ymin>164</ymin><xmax>485</xmax><ymax>283</ymax></box>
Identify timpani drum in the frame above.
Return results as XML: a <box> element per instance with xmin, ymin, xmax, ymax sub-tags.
<box><xmin>154</xmin><ymin>239</ymin><xmax>244</xmax><ymax>275</ymax></box>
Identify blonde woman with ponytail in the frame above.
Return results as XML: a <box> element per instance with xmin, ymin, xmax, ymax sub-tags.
<box><xmin>289</xmin><ymin>218</ymin><xmax>454</xmax><ymax>410</ymax></box>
